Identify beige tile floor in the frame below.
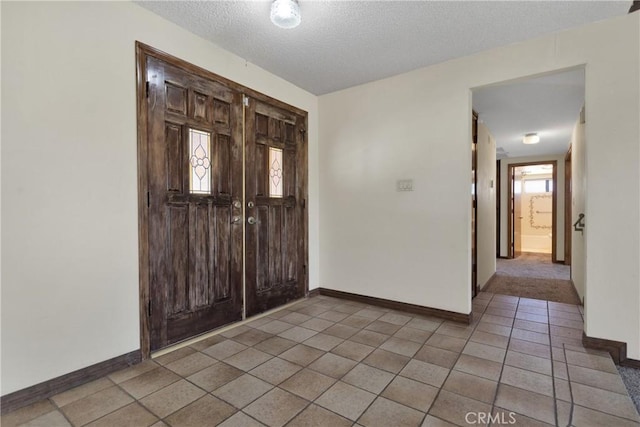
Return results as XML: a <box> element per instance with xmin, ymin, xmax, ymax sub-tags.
<box><xmin>3</xmin><ymin>292</ymin><xmax>640</xmax><ymax>426</ymax></box>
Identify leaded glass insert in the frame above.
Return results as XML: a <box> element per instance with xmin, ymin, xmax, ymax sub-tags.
<box><xmin>189</xmin><ymin>129</ymin><xmax>211</xmax><ymax>194</ymax></box>
<box><xmin>269</xmin><ymin>147</ymin><xmax>283</xmax><ymax>198</ymax></box>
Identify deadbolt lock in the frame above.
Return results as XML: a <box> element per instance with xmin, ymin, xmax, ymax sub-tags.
<box><xmin>247</xmin><ymin>201</ymin><xmax>255</xmax><ymax>208</ymax></box>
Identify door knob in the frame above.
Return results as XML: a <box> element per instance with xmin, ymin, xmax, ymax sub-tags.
<box><xmin>247</xmin><ymin>217</ymin><xmax>256</xmax><ymax>225</ymax></box>
<box><xmin>232</xmin><ymin>216</ymin><xmax>241</xmax><ymax>224</ymax></box>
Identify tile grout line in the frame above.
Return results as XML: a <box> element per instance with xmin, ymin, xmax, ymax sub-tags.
<box><xmin>547</xmin><ymin>299</ymin><xmax>560</xmax><ymax>427</ymax></box>
<box><xmin>488</xmin><ymin>293</ymin><xmax>519</xmax><ymax>427</ymax></box>
<box><xmin>562</xmin><ymin>343</ymin><xmax>575</xmax><ymax>427</ymax></box>
<box><xmin>45</xmin><ymin>396</ymin><xmax>75</xmax><ymax>427</ymax></box>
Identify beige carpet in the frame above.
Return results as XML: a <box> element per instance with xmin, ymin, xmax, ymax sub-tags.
<box><xmin>497</xmin><ymin>252</ymin><xmax>570</xmax><ymax>280</ymax></box>
<box><xmin>485</xmin><ymin>252</ymin><xmax>580</xmax><ymax>304</ymax></box>
<box><xmin>484</xmin><ymin>273</ymin><xmax>581</xmax><ymax>305</ymax></box>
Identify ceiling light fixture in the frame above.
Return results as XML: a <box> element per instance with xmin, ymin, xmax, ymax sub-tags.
<box><xmin>522</xmin><ymin>133</ymin><xmax>540</xmax><ymax>145</ymax></box>
<box><xmin>270</xmin><ymin>0</ymin><xmax>301</xmax><ymax>29</ymax></box>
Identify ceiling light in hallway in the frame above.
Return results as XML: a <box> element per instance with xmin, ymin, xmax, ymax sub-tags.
<box><xmin>522</xmin><ymin>133</ymin><xmax>540</xmax><ymax>144</ymax></box>
<box><xmin>271</xmin><ymin>0</ymin><xmax>301</xmax><ymax>29</ymax></box>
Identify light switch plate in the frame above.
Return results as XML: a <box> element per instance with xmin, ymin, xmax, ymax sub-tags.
<box><xmin>396</xmin><ymin>179</ymin><xmax>414</xmax><ymax>192</ymax></box>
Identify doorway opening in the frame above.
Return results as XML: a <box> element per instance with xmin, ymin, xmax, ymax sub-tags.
<box><xmin>471</xmin><ymin>66</ymin><xmax>584</xmax><ymax>304</ymax></box>
<box><xmin>507</xmin><ymin>162</ymin><xmax>557</xmax><ymax>261</ymax></box>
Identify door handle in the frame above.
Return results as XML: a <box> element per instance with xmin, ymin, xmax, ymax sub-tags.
<box><xmin>574</xmin><ymin>213</ymin><xmax>585</xmax><ymax>235</ymax></box>
<box><xmin>247</xmin><ymin>217</ymin><xmax>256</xmax><ymax>225</ymax></box>
<box><xmin>232</xmin><ymin>216</ymin><xmax>241</xmax><ymax>224</ymax></box>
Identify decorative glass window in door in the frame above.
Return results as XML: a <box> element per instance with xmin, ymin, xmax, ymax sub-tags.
<box><xmin>268</xmin><ymin>147</ymin><xmax>283</xmax><ymax>198</ymax></box>
<box><xmin>189</xmin><ymin>129</ymin><xmax>211</xmax><ymax>194</ymax></box>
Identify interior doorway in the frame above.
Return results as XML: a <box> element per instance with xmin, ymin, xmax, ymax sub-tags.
<box><xmin>136</xmin><ymin>43</ymin><xmax>309</xmax><ymax>356</ymax></box>
<box><xmin>471</xmin><ymin>67</ymin><xmax>584</xmax><ymax>304</ymax></box>
<box><xmin>507</xmin><ymin>162</ymin><xmax>557</xmax><ymax>261</ymax></box>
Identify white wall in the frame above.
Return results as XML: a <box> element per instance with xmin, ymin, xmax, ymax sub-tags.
<box><xmin>320</xmin><ymin>13</ymin><xmax>640</xmax><ymax>358</ymax></box>
<box><xmin>499</xmin><ymin>156</ymin><xmax>565</xmax><ymax>260</ymax></box>
<box><xmin>477</xmin><ymin>122</ymin><xmax>497</xmax><ymax>289</ymax></box>
<box><xmin>571</xmin><ymin>120</ymin><xmax>586</xmax><ymax>301</ymax></box>
<box><xmin>1</xmin><ymin>1</ymin><xmax>319</xmax><ymax>395</ymax></box>
<box><xmin>320</xmin><ymin>79</ymin><xmax>472</xmax><ymax>314</ymax></box>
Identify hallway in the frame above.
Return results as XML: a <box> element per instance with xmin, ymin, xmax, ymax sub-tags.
<box><xmin>485</xmin><ymin>253</ymin><xmax>579</xmax><ymax>305</ymax></box>
<box><xmin>3</xmin><ymin>293</ymin><xmax>639</xmax><ymax>426</ymax></box>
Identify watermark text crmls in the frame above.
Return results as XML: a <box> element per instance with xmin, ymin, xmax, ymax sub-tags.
<box><xmin>465</xmin><ymin>411</ymin><xmax>517</xmax><ymax>425</ymax></box>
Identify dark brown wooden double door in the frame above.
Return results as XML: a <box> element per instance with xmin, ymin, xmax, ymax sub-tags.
<box><xmin>145</xmin><ymin>56</ymin><xmax>306</xmax><ymax>351</ymax></box>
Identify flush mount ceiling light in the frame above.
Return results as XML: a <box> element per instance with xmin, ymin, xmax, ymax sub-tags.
<box><xmin>270</xmin><ymin>0</ymin><xmax>301</xmax><ymax>29</ymax></box>
<box><xmin>522</xmin><ymin>133</ymin><xmax>540</xmax><ymax>145</ymax></box>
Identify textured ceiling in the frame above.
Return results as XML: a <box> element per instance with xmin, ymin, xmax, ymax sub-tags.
<box><xmin>135</xmin><ymin>1</ymin><xmax>629</xmax><ymax>95</ymax></box>
<box><xmin>473</xmin><ymin>68</ymin><xmax>585</xmax><ymax>159</ymax></box>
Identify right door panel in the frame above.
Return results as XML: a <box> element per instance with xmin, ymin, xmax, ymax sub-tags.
<box><xmin>245</xmin><ymin>98</ymin><xmax>307</xmax><ymax>316</ymax></box>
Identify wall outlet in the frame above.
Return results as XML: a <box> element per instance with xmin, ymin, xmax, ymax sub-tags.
<box><xmin>396</xmin><ymin>179</ymin><xmax>414</xmax><ymax>192</ymax></box>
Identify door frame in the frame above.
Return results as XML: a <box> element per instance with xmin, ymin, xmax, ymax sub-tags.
<box><xmin>135</xmin><ymin>42</ymin><xmax>309</xmax><ymax>359</ymax></box>
<box><xmin>471</xmin><ymin>111</ymin><xmax>478</xmax><ymax>298</ymax></box>
<box><xmin>496</xmin><ymin>159</ymin><xmax>501</xmax><ymax>257</ymax></box>
<box><xmin>564</xmin><ymin>146</ymin><xmax>572</xmax><ymax>266</ymax></box>
<box><xmin>506</xmin><ymin>161</ymin><xmax>558</xmax><ymax>262</ymax></box>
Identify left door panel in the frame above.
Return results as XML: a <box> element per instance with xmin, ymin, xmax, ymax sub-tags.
<box><xmin>146</xmin><ymin>57</ymin><xmax>243</xmax><ymax>351</ymax></box>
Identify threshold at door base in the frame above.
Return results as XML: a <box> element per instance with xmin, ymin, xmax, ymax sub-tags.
<box><xmin>151</xmin><ymin>297</ymin><xmax>306</xmax><ymax>359</ymax></box>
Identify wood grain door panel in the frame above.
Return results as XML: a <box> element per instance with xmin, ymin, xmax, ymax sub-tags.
<box><xmin>245</xmin><ymin>99</ymin><xmax>306</xmax><ymax>317</ymax></box>
<box><xmin>142</xmin><ymin>47</ymin><xmax>308</xmax><ymax>353</ymax></box>
<box><xmin>147</xmin><ymin>57</ymin><xmax>243</xmax><ymax>350</ymax></box>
